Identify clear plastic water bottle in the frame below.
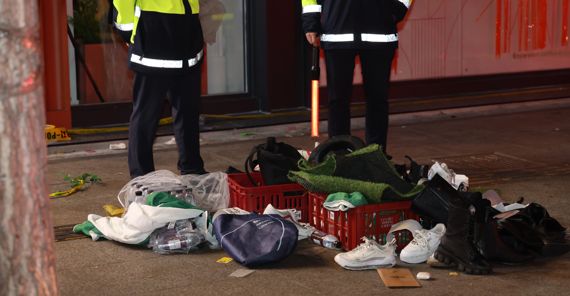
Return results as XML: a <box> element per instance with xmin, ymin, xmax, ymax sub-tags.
<box><xmin>310</xmin><ymin>229</ymin><xmax>341</xmax><ymax>250</ymax></box>
<box><xmin>155</xmin><ymin>231</ymin><xmax>204</xmax><ymax>253</ymax></box>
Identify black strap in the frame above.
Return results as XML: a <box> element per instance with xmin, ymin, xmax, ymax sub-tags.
<box><xmin>244</xmin><ymin>144</ymin><xmax>262</xmax><ymax>186</ymax></box>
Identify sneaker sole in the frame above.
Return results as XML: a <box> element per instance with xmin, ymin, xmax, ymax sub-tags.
<box><xmin>335</xmin><ymin>257</ymin><xmax>396</xmax><ymax>271</ymax></box>
<box><xmin>400</xmin><ymin>253</ymin><xmax>430</xmax><ymax>264</ymax></box>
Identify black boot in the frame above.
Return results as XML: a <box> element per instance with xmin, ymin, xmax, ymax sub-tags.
<box><xmin>411</xmin><ymin>174</ymin><xmax>455</xmax><ymax>227</ymax></box>
<box><xmin>464</xmin><ymin>192</ymin><xmax>535</xmax><ymax>264</ymax></box>
<box><xmin>434</xmin><ymin>191</ymin><xmax>492</xmax><ymax>275</ymax></box>
<box><xmin>478</xmin><ymin>218</ymin><xmax>536</xmax><ymax>264</ymax></box>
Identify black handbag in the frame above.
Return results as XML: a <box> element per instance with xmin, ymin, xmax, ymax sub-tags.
<box><xmin>411</xmin><ymin>174</ymin><xmax>453</xmax><ymax>227</ymax></box>
<box><xmin>245</xmin><ymin>137</ymin><xmax>303</xmax><ymax>186</ymax></box>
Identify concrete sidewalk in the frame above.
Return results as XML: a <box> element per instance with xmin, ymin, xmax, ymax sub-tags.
<box><xmin>48</xmin><ymin>106</ymin><xmax>570</xmax><ymax>296</ymax></box>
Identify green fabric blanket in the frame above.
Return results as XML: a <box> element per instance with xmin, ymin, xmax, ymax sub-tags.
<box><xmin>289</xmin><ymin>144</ymin><xmax>424</xmax><ymax>203</ymax></box>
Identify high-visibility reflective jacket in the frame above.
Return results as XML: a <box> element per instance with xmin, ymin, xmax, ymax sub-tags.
<box><xmin>301</xmin><ymin>0</ymin><xmax>412</xmax><ymax>49</ymax></box>
<box><xmin>113</xmin><ymin>0</ymin><xmax>204</xmax><ymax>74</ymax></box>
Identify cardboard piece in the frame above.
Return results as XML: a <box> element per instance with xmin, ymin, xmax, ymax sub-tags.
<box><xmin>377</xmin><ymin>268</ymin><xmax>421</xmax><ymax>288</ymax></box>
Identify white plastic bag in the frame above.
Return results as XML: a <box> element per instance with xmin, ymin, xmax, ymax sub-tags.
<box><xmin>180</xmin><ymin>172</ymin><xmax>229</xmax><ymax>213</ymax></box>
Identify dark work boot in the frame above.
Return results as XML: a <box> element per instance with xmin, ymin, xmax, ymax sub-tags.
<box><xmin>434</xmin><ymin>191</ymin><xmax>492</xmax><ymax>275</ymax></box>
<box><xmin>477</xmin><ymin>218</ymin><xmax>535</xmax><ymax>264</ymax></box>
<box><xmin>467</xmin><ymin>193</ymin><xmax>536</xmax><ymax>264</ymax></box>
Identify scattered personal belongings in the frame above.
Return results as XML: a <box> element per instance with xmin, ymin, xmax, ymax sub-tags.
<box><xmin>334</xmin><ymin>238</ymin><xmax>397</xmax><ymax>270</ymax></box>
<box><xmin>307</xmin><ymin>135</ymin><xmax>365</xmax><ymax>164</ymax></box>
<box><xmin>103</xmin><ymin>204</ymin><xmax>125</xmax><ymax>217</ymax></box>
<box><xmin>323</xmin><ymin>192</ymin><xmax>368</xmax><ymax>211</ymax></box>
<box><xmin>377</xmin><ymin>268</ymin><xmax>421</xmax><ymax>288</ymax></box>
<box><xmin>482</xmin><ymin>189</ymin><xmax>503</xmax><ymax>206</ymax></box>
<box><xmin>387</xmin><ymin>219</ymin><xmax>446</xmax><ymax>264</ymax></box>
<box><xmin>214</xmin><ymin>213</ymin><xmax>298</xmax><ymax>267</ymax></box>
<box><xmin>117</xmin><ymin>170</ymin><xmax>229</xmax><ymax>213</ymax></box>
<box><xmin>416</xmin><ymin>272</ymin><xmax>431</xmax><ymax>280</ymax></box>
<box><xmin>263</xmin><ymin>204</ymin><xmax>315</xmax><ymax>240</ymax></box>
<box><xmin>212</xmin><ymin>207</ymin><xmax>250</xmax><ymax>222</ymax></box>
<box><xmin>149</xmin><ymin>219</ymin><xmax>206</xmax><ymax>254</ymax></box>
<box><xmin>426</xmin><ymin>254</ymin><xmax>453</xmax><ymax>268</ymax></box>
<box><xmin>393</xmin><ymin>155</ymin><xmax>430</xmax><ymax>185</ymax></box>
<box><xmin>427</xmin><ymin>161</ymin><xmax>469</xmax><ymax>191</ymax></box>
<box><xmin>49</xmin><ymin>173</ymin><xmax>101</xmax><ymax>198</ymax></box>
<box><xmin>289</xmin><ymin>144</ymin><xmax>424</xmax><ymax>203</ymax></box>
<box><xmin>245</xmin><ymin>137</ymin><xmax>304</xmax><ymax>186</ymax></box>
<box><xmin>73</xmin><ymin>192</ymin><xmax>218</xmax><ymax>248</ymax></box>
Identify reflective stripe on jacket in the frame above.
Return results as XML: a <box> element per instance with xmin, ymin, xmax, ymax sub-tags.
<box><xmin>113</xmin><ymin>0</ymin><xmax>203</xmax><ymax>74</ymax></box>
<box><xmin>301</xmin><ymin>0</ymin><xmax>412</xmax><ymax>50</ymax></box>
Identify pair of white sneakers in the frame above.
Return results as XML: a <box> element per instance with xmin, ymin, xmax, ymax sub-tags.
<box><xmin>334</xmin><ymin>223</ymin><xmax>446</xmax><ymax>270</ymax></box>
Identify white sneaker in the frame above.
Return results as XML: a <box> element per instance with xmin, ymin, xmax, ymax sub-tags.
<box><xmin>263</xmin><ymin>204</ymin><xmax>314</xmax><ymax>240</ymax></box>
<box><xmin>400</xmin><ymin>224</ymin><xmax>446</xmax><ymax>264</ymax></box>
<box><xmin>334</xmin><ymin>237</ymin><xmax>397</xmax><ymax>270</ymax></box>
<box><xmin>428</xmin><ymin>162</ymin><xmax>469</xmax><ymax>191</ymax></box>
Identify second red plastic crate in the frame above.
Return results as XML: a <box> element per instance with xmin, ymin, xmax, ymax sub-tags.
<box><xmin>228</xmin><ymin>172</ymin><xmax>308</xmax><ymax>222</ymax></box>
<box><xmin>308</xmin><ymin>192</ymin><xmax>418</xmax><ymax>251</ymax></box>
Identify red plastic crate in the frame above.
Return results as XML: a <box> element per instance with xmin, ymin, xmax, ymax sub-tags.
<box><xmin>228</xmin><ymin>172</ymin><xmax>308</xmax><ymax>222</ymax></box>
<box><xmin>308</xmin><ymin>192</ymin><xmax>418</xmax><ymax>251</ymax></box>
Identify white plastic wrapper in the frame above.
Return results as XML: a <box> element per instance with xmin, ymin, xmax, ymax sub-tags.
<box><xmin>116</xmin><ymin>170</ymin><xmax>229</xmax><ymax>213</ymax></box>
<box><xmin>180</xmin><ymin>171</ymin><xmax>229</xmax><ymax>213</ymax></box>
<box><xmin>117</xmin><ymin>170</ymin><xmax>185</xmax><ymax>209</ymax></box>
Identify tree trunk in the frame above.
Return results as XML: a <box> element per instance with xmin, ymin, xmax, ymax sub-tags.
<box><xmin>0</xmin><ymin>1</ymin><xmax>58</xmax><ymax>295</ymax></box>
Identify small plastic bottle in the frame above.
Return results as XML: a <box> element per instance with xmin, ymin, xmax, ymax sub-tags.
<box><xmin>156</xmin><ymin>232</ymin><xmax>204</xmax><ymax>253</ymax></box>
<box><xmin>310</xmin><ymin>229</ymin><xmax>341</xmax><ymax>250</ymax></box>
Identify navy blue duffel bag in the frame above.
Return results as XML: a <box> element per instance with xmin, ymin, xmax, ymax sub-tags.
<box><xmin>213</xmin><ymin>213</ymin><xmax>298</xmax><ymax>267</ymax></box>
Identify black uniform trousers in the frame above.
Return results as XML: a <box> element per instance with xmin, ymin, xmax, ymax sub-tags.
<box><xmin>324</xmin><ymin>46</ymin><xmax>396</xmax><ymax>152</ymax></box>
<box><xmin>128</xmin><ymin>66</ymin><xmax>204</xmax><ymax>178</ymax></box>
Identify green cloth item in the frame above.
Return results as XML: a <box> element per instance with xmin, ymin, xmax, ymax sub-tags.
<box><xmin>145</xmin><ymin>191</ymin><xmax>198</xmax><ymax>209</ymax></box>
<box><xmin>73</xmin><ymin>220</ymin><xmax>103</xmax><ymax>240</ymax></box>
<box><xmin>290</xmin><ymin>171</ymin><xmax>423</xmax><ymax>203</ymax></box>
<box><xmin>324</xmin><ymin>192</ymin><xmax>368</xmax><ymax>211</ymax></box>
<box><xmin>73</xmin><ymin>192</ymin><xmax>202</xmax><ymax>245</ymax></box>
<box><xmin>289</xmin><ymin>144</ymin><xmax>424</xmax><ymax>203</ymax></box>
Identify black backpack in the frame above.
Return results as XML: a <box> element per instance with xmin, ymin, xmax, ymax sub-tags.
<box><xmin>245</xmin><ymin>137</ymin><xmax>303</xmax><ymax>186</ymax></box>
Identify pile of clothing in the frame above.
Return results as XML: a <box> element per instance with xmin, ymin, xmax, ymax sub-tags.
<box><xmin>286</xmin><ymin>136</ymin><xmax>568</xmax><ymax>274</ymax></box>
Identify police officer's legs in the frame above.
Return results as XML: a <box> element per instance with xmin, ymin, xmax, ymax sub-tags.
<box><xmin>128</xmin><ymin>73</ymin><xmax>167</xmax><ymax>178</ymax></box>
<box><xmin>359</xmin><ymin>46</ymin><xmax>396</xmax><ymax>152</ymax></box>
<box><xmin>169</xmin><ymin>65</ymin><xmax>205</xmax><ymax>175</ymax></box>
<box><xmin>324</xmin><ymin>49</ymin><xmax>357</xmax><ymax>138</ymax></box>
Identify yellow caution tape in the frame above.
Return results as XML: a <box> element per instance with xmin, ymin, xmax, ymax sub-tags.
<box><xmin>103</xmin><ymin>204</ymin><xmax>125</xmax><ymax>217</ymax></box>
<box><xmin>45</xmin><ymin>125</ymin><xmax>71</xmax><ymax>142</ymax></box>
<box><xmin>48</xmin><ymin>173</ymin><xmax>101</xmax><ymax>199</ymax></box>
<box><xmin>49</xmin><ymin>180</ymin><xmax>84</xmax><ymax>198</ymax></box>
